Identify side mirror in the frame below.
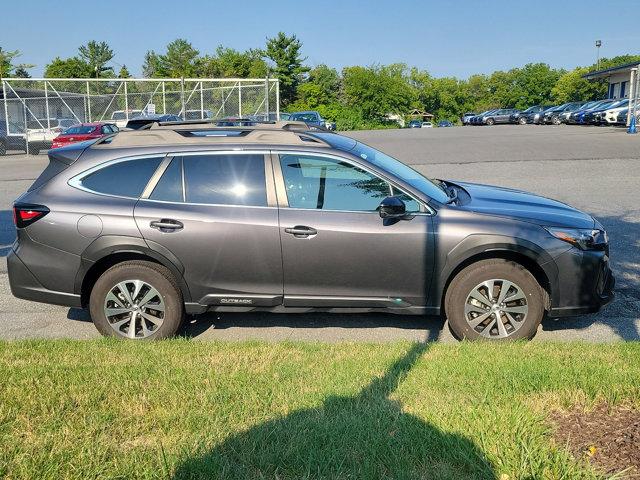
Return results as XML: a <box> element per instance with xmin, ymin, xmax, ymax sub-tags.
<box><xmin>378</xmin><ymin>196</ymin><xmax>406</xmax><ymax>219</ymax></box>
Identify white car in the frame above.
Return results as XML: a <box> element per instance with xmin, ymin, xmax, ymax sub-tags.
<box><xmin>421</xmin><ymin>121</ymin><xmax>433</xmax><ymax>128</ymax></box>
<box><xmin>25</xmin><ymin>118</ymin><xmax>76</xmax><ymax>155</ymax></box>
<box><xmin>603</xmin><ymin>101</ymin><xmax>630</xmax><ymax>125</ymax></box>
<box><xmin>110</xmin><ymin>110</ymin><xmax>143</xmax><ymax>128</ymax></box>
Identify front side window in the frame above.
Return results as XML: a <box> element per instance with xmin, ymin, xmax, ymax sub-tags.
<box><xmin>79</xmin><ymin>157</ymin><xmax>163</xmax><ymax>198</ymax></box>
<box><xmin>280</xmin><ymin>154</ymin><xmax>392</xmax><ymax>211</ymax></box>
<box><xmin>155</xmin><ymin>153</ymin><xmax>267</xmax><ymax>206</ymax></box>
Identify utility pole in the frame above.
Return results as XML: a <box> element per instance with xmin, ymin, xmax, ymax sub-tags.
<box><xmin>595</xmin><ymin>40</ymin><xmax>602</xmax><ymax>70</ymax></box>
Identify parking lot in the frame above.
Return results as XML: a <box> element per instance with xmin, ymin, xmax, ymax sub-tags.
<box><xmin>0</xmin><ymin>124</ymin><xmax>638</xmax><ymax>342</ymax></box>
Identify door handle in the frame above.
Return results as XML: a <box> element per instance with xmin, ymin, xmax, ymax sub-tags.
<box><xmin>150</xmin><ymin>219</ymin><xmax>184</xmax><ymax>231</ymax></box>
<box><xmin>285</xmin><ymin>225</ymin><xmax>317</xmax><ymax>237</ymax></box>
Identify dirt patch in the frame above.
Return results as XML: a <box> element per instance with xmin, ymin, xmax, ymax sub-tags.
<box><xmin>550</xmin><ymin>404</ymin><xmax>640</xmax><ymax>478</ymax></box>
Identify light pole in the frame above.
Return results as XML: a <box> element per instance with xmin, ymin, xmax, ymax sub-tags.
<box><xmin>595</xmin><ymin>40</ymin><xmax>602</xmax><ymax>70</ymax></box>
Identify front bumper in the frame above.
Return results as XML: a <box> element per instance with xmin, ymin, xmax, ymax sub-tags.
<box><xmin>547</xmin><ymin>247</ymin><xmax>615</xmax><ymax>317</ymax></box>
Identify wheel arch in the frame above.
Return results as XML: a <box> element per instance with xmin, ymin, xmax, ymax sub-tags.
<box><xmin>435</xmin><ymin>236</ymin><xmax>556</xmax><ymax>312</ymax></box>
<box><xmin>76</xmin><ymin>236</ymin><xmax>191</xmax><ymax>307</ymax></box>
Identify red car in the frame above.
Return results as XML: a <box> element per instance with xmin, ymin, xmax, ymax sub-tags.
<box><xmin>51</xmin><ymin>122</ymin><xmax>118</xmax><ymax>149</ymax></box>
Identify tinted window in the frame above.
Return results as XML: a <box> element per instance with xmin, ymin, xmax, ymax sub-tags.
<box><xmin>150</xmin><ymin>157</ymin><xmax>183</xmax><ymax>203</ymax></box>
<box><xmin>64</xmin><ymin>126</ymin><xmax>96</xmax><ymax>135</ymax></box>
<box><xmin>80</xmin><ymin>157</ymin><xmax>163</xmax><ymax>197</ymax></box>
<box><xmin>182</xmin><ymin>154</ymin><xmax>267</xmax><ymax>206</ymax></box>
<box><xmin>280</xmin><ymin>154</ymin><xmax>391</xmax><ymax>211</ymax></box>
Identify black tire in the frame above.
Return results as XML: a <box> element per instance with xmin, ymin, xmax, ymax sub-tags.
<box><xmin>0</xmin><ymin>141</ymin><xmax>6</xmax><ymax>156</ymax></box>
<box><xmin>445</xmin><ymin>259</ymin><xmax>544</xmax><ymax>341</ymax></box>
<box><xmin>89</xmin><ymin>260</ymin><xmax>184</xmax><ymax>340</ymax></box>
<box><xmin>552</xmin><ymin>116</ymin><xmax>561</xmax><ymax>125</ymax></box>
<box><xmin>518</xmin><ymin>117</ymin><xmax>527</xmax><ymax>125</ymax></box>
<box><xmin>27</xmin><ymin>145</ymin><xmax>39</xmax><ymax>155</ymax></box>
<box><xmin>486</xmin><ymin>118</ymin><xmax>495</xmax><ymax>126</ymax></box>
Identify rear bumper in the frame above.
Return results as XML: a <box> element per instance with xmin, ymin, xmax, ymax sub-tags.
<box><xmin>7</xmin><ymin>248</ymin><xmax>82</xmax><ymax>308</ymax></box>
<box><xmin>547</xmin><ymin>248</ymin><xmax>615</xmax><ymax>318</ymax></box>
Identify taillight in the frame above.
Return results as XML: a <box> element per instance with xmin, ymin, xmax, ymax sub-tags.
<box><xmin>13</xmin><ymin>204</ymin><xmax>49</xmax><ymax>228</ymax></box>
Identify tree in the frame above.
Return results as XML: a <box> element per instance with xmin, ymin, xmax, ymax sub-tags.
<box><xmin>264</xmin><ymin>32</ymin><xmax>309</xmax><ymax>105</ymax></box>
<box><xmin>44</xmin><ymin>57</ymin><xmax>93</xmax><ymax>78</ymax></box>
<box><xmin>118</xmin><ymin>65</ymin><xmax>131</xmax><ymax>78</ymax></box>
<box><xmin>552</xmin><ymin>67</ymin><xmax>604</xmax><ymax>103</ymax></box>
<box><xmin>78</xmin><ymin>40</ymin><xmax>114</xmax><ymax>78</ymax></box>
<box><xmin>143</xmin><ymin>39</ymin><xmax>200</xmax><ymax>78</ymax></box>
<box><xmin>198</xmin><ymin>46</ymin><xmax>267</xmax><ymax>78</ymax></box>
<box><xmin>306</xmin><ymin>64</ymin><xmax>340</xmax><ymax>102</ymax></box>
<box><xmin>13</xmin><ymin>66</ymin><xmax>31</xmax><ymax>78</ymax></box>
<box><xmin>0</xmin><ymin>47</ymin><xmax>34</xmax><ymax>77</ymax></box>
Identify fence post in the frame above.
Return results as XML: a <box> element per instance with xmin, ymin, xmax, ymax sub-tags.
<box><xmin>1</xmin><ymin>80</ymin><xmax>9</xmax><ymax>135</ymax></box>
<box><xmin>86</xmin><ymin>81</ymin><xmax>91</xmax><ymax>122</ymax></box>
<box><xmin>238</xmin><ymin>81</ymin><xmax>242</xmax><ymax>117</ymax></box>
<box><xmin>265</xmin><ymin>75</ymin><xmax>270</xmax><ymax>120</ymax></box>
<box><xmin>275</xmin><ymin>79</ymin><xmax>280</xmax><ymax>121</ymax></box>
<box><xmin>200</xmin><ymin>81</ymin><xmax>204</xmax><ymax>119</ymax></box>
<box><xmin>124</xmin><ymin>81</ymin><xmax>129</xmax><ymax>119</ymax></box>
<box><xmin>162</xmin><ymin>81</ymin><xmax>166</xmax><ymax>114</ymax></box>
<box><xmin>181</xmin><ymin>78</ymin><xmax>186</xmax><ymax>117</ymax></box>
<box><xmin>44</xmin><ymin>81</ymin><xmax>51</xmax><ymax>129</ymax></box>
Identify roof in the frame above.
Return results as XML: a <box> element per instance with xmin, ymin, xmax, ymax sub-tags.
<box><xmin>583</xmin><ymin>61</ymin><xmax>640</xmax><ymax>79</ymax></box>
<box><xmin>94</xmin><ymin>120</ymin><xmax>333</xmax><ymax>149</ymax></box>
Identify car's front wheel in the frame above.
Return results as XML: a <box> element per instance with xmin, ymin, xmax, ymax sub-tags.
<box><xmin>89</xmin><ymin>260</ymin><xmax>184</xmax><ymax>340</ymax></box>
<box><xmin>485</xmin><ymin>118</ymin><xmax>495</xmax><ymax>126</ymax></box>
<box><xmin>518</xmin><ymin>117</ymin><xmax>527</xmax><ymax>125</ymax></box>
<box><xmin>445</xmin><ymin>259</ymin><xmax>544</xmax><ymax>341</ymax></box>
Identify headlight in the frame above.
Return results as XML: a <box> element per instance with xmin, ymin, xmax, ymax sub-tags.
<box><xmin>545</xmin><ymin>227</ymin><xmax>608</xmax><ymax>250</ymax></box>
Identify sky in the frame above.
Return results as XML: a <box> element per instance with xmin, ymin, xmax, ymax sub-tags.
<box><xmin>2</xmin><ymin>0</ymin><xmax>638</xmax><ymax>79</ymax></box>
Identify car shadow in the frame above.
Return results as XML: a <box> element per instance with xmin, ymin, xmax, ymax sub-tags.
<box><xmin>171</xmin><ymin>338</ymin><xmax>497</xmax><ymax>479</ymax></box>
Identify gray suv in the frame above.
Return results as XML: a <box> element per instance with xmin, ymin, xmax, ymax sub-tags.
<box><xmin>8</xmin><ymin>121</ymin><xmax>614</xmax><ymax>341</ymax></box>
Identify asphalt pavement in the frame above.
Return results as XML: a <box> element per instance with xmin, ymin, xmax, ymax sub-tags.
<box><xmin>0</xmin><ymin>124</ymin><xmax>638</xmax><ymax>342</ymax></box>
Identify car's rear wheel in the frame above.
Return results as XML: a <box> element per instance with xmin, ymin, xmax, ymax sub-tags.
<box><xmin>518</xmin><ymin>117</ymin><xmax>527</xmax><ymax>125</ymax></box>
<box><xmin>89</xmin><ymin>260</ymin><xmax>184</xmax><ymax>340</ymax></box>
<box><xmin>445</xmin><ymin>259</ymin><xmax>544</xmax><ymax>341</ymax></box>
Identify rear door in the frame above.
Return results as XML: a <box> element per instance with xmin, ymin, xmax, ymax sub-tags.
<box><xmin>274</xmin><ymin>151</ymin><xmax>434</xmax><ymax>308</ymax></box>
<box><xmin>134</xmin><ymin>151</ymin><xmax>284</xmax><ymax>307</ymax></box>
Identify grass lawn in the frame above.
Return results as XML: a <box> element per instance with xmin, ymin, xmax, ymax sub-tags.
<box><xmin>1</xmin><ymin>340</ymin><xmax>639</xmax><ymax>479</ymax></box>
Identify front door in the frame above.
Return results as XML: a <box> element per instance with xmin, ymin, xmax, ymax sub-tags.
<box><xmin>134</xmin><ymin>152</ymin><xmax>283</xmax><ymax>307</ymax></box>
<box><xmin>274</xmin><ymin>152</ymin><xmax>434</xmax><ymax>308</ymax></box>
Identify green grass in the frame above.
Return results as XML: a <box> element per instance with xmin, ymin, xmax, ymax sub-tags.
<box><xmin>1</xmin><ymin>340</ymin><xmax>639</xmax><ymax>479</ymax></box>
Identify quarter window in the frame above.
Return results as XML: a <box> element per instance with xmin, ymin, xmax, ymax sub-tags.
<box><xmin>150</xmin><ymin>157</ymin><xmax>183</xmax><ymax>202</ymax></box>
<box><xmin>79</xmin><ymin>157</ymin><xmax>163</xmax><ymax>198</ymax></box>
<box><xmin>279</xmin><ymin>154</ymin><xmax>391</xmax><ymax>211</ymax></box>
<box><xmin>181</xmin><ymin>153</ymin><xmax>267</xmax><ymax>206</ymax></box>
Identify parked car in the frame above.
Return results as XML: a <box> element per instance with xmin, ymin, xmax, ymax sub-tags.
<box><xmin>25</xmin><ymin>118</ymin><xmax>77</xmax><ymax>155</ymax></box>
<box><xmin>216</xmin><ymin>117</ymin><xmax>256</xmax><ymax>127</ymax></box>
<box><xmin>596</xmin><ymin>99</ymin><xmax>629</xmax><ymax>125</ymax></box>
<box><xmin>583</xmin><ymin>100</ymin><xmax>626</xmax><ymax>125</ymax></box>
<box><xmin>111</xmin><ymin>110</ymin><xmax>143</xmax><ymax>128</ymax></box>
<box><xmin>126</xmin><ymin>114</ymin><xmax>183</xmax><ymax>130</ymax></box>
<box><xmin>510</xmin><ymin>106</ymin><xmax>540</xmax><ymax>125</ymax></box>
<box><xmin>289</xmin><ymin>111</ymin><xmax>336</xmax><ymax>130</ymax></box>
<box><xmin>184</xmin><ymin>109</ymin><xmax>214</xmax><ymax>121</ymax></box>
<box><xmin>51</xmin><ymin>123</ymin><xmax>119</xmax><ymax>149</ymax></box>
<box><xmin>461</xmin><ymin>113</ymin><xmax>476</xmax><ymax>125</ymax></box>
<box><xmin>8</xmin><ymin>122</ymin><xmax>614</xmax><ymax>341</ymax></box>
<box><xmin>540</xmin><ymin>102</ymin><xmax>585</xmax><ymax>125</ymax></box>
<box><xmin>421</xmin><ymin>121</ymin><xmax>433</xmax><ymax>128</ymax></box>
<box><xmin>0</xmin><ymin>121</ymin><xmax>26</xmax><ymax>155</ymax></box>
<box><xmin>408</xmin><ymin>120</ymin><xmax>422</xmax><ymax>128</ymax></box>
<box><xmin>437</xmin><ymin>120</ymin><xmax>454</xmax><ymax>127</ymax></box>
<box><xmin>482</xmin><ymin>109</ymin><xmax>520</xmax><ymax>125</ymax></box>
<box><xmin>532</xmin><ymin>106</ymin><xmax>557</xmax><ymax>124</ymax></box>
<box><xmin>566</xmin><ymin>100</ymin><xmax>611</xmax><ymax>125</ymax></box>
<box><xmin>615</xmin><ymin>107</ymin><xmax>639</xmax><ymax>125</ymax></box>
<box><xmin>280</xmin><ymin>112</ymin><xmax>292</xmax><ymax>121</ymax></box>
<box><xmin>469</xmin><ymin>110</ymin><xmax>498</xmax><ymax>125</ymax></box>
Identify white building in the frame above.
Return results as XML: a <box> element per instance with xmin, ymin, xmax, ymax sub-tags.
<box><xmin>583</xmin><ymin>61</ymin><xmax>640</xmax><ymax>99</ymax></box>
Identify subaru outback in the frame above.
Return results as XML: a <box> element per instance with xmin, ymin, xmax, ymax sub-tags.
<box><xmin>8</xmin><ymin>121</ymin><xmax>614</xmax><ymax>340</ymax></box>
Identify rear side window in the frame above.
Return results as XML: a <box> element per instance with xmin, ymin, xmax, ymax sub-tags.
<box><xmin>150</xmin><ymin>157</ymin><xmax>183</xmax><ymax>202</ymax></box>
<box><xmin>79</xmin><ymin>157</ymin><xmax>163</xmax><ymax>198</ymax></box>
<box><xmin>181</xmin><ymin>154</ymin><xmax>267</xmax><ymax>206</ymax></box>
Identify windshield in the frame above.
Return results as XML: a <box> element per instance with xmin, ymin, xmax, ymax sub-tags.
<box><xmin>63</xmin><ymin>125</ymin><xmax>96</xmax><ymax>134</ymax></box>
<box><xmin>350</xmin><ymin>142</ymin><xmax>450</xmax><ymax>204</ymax></box>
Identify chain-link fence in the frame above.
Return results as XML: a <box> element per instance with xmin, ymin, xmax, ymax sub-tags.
<box><xmin>1</xmin><ymin>77</ymin><xmax>279</xmax><ymax>151</ymax></box>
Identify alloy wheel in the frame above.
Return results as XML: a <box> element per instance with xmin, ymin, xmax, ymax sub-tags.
<box><xmin>463</xmin><ymin>279</ymin><xmax>528</xmax><ymax>339</ymax></box>
<box><xmin>103</xmin><ymin>279</ymin><xmax>165</xmax><ymax>339</ymax></box>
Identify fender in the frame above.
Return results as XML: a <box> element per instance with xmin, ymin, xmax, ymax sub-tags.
<box><xmin>429</xmin><ymin>233</ymin><xmax>560</xmax><ymax>307</ymax></box>
<box><xmin>75</xmin><ymin>235</ymin><xmax>191</xmax><ymax>302</ymax></box>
